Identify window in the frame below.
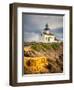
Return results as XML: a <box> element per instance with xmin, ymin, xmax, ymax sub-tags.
<box><xmin>48</xmin><ymin>37</ymin><xmax>50</xmax><ymax>41</ymax></box>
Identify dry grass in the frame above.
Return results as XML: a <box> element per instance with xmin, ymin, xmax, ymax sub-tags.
<box><xmin>24</xmin><ymin>42</ymin><xmax>63</xmax><ymax>74</ymax></box>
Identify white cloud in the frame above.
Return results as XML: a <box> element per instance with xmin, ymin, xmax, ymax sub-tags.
<box><xmin>23</xmin><ymin>14</ymin><xmax>63</xmax><ymax>31</ymax></box>
<box><xmin>23</xmin><ymin>14</ymin><xmax>63</xmax><ymax>41</ymax></box>
<box><xmin>24</xmin><ymin>32</ymin><xmax>40</xmax><ymax>42</ymax></box>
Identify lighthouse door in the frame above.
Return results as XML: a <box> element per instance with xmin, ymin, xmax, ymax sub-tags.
<box><xmin>48</xmin><ymin>37</ymin><xmax>50</xmax><ymax>42</ymax></box>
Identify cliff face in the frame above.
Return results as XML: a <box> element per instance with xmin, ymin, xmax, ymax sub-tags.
<box><xmin>24</xmin><ymin>42</ymin><xmax>63</xmax><ymax>74</ymax></box>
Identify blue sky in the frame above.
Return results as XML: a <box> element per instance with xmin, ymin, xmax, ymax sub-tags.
<box><xmin>22</xmin><ymin>13</ymin><xmax>63</xmax><ymax>42</ymax></box>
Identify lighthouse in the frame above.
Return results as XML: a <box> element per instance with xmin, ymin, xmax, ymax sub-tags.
<box><xmin>41</xmin><ymin>24</ymin><xmax>58</xmax><ymax>43</ymax></box>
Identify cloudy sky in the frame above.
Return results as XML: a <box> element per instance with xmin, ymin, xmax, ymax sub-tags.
<box><xmin>22</xmin><ymin>13</ymin><xmax>63</xmax><ymax>42</ymax></box>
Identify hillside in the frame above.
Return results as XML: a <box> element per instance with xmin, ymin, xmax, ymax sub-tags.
<box><xmin>24</xmin><ymin>42</ymin><xmax>63</xmax><ymax>74</ymax></box>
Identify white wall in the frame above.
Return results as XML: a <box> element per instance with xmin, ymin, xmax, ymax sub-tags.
<box><xmin>0</xmin><ymin>0</ymin><xmax>74</xmax><ymax>90</ymax></box>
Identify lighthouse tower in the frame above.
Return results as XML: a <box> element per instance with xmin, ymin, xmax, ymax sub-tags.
<box><xmin>41</xmin><ymin>24</ymin><xmax>57</xmax><ymax>43</ymax></box>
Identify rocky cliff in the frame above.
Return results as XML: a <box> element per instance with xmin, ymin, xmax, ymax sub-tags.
<box><xmin>24</xmin><ymin>42</ymin><xmax>63</xmax><ymax>74</ymax></box>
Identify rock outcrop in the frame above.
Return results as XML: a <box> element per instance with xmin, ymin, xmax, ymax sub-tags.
<box><xmin>24</xmin><ymin>42</ymin><xmax>63</xmax><ymax>74</ymax></box>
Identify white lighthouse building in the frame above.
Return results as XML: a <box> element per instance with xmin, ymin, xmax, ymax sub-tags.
<box><xmin>41</xmin><ymin>24</ymin><xmax>58</xmax><ymax>43</ymax></box>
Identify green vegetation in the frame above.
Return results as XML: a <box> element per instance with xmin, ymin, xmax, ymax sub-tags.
<box><xmin>31</xmin><ymin>44</ymin><xmax>39</xmax><ymax>51</ymax></box>
<box><xmin>51</xmin><ymin>43</ymin><xmax>60</xmax><ymax>50</ymax></box>
<box><xmin>24</xmin><ymin>42</ymin><xmax>63</xmax><ymax>74</ymax></box>
<box><xmin>42</xmin><ymin>43</ymin><xmax>50</xmax><ymax>49</ymax></box>
<box><xmin>31</xmin><ymin>42</ymin><xmax>62</xmax><ymax>51</ymax></box>
<box><xmin>31</xmin><ymin>43</ymin><xmax>50</xmax><ymax>51</ymax></box>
